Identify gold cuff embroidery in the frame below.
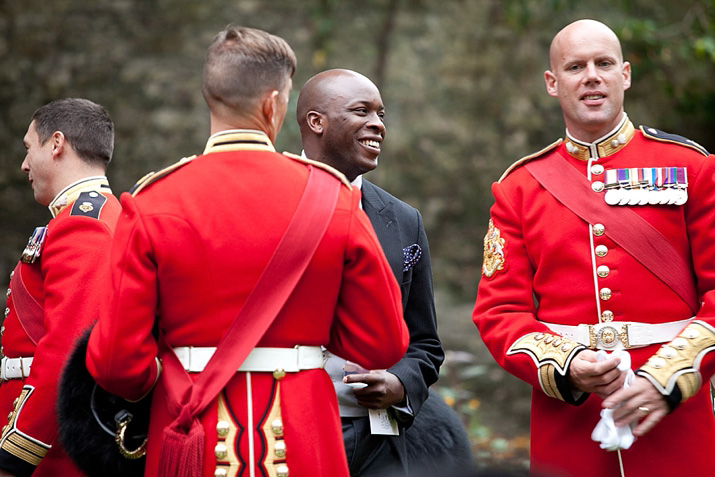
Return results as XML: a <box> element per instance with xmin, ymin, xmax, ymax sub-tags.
<box><xmin>0</xmin><ymin>386</ymin><xmax>50</xmax><ymax>467</ymax></box>
<box><xmin>638</xmin><ymin>321</ymin><xmax>715</xmax><ymax>401</ymax></box>
<box><xmin>508</xmin><ymin>332</ymin><xmax>585</xmax><ymax>401</ymax></box>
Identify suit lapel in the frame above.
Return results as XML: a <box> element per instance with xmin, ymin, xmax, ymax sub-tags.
<box><xmin>361</xmin><ymin>180</ymin><xmax>403</xmax><ymax>281</ymax></box>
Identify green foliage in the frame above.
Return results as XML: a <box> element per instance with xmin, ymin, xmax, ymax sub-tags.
<box><xmin>2</xmin><ymin>2</ymin><xmax>715</xmax><ymax>463</ymax></box>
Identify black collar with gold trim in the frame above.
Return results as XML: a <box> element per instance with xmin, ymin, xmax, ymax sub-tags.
<box><xmin>49</xmin><ymin>176</ymin><xmax>111</xmax><ymax>218</ymax></box>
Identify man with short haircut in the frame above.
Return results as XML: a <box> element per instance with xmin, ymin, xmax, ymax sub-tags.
<box><xmin>298</xmin><ymin>69</ymin><xmax>444</xmax><ymax>477</ymax></box>
<box><xmin>0</xmin><ymin>98</ymin><xmax>120</xmax><ymax>476</ymax></box>
<box><xmin>473</xmin><ymin>19</ymin><xmax>715</xmax><ymax>476</ymax></box>
<box><xmin>85</xmin><ymin>27</ymin><xmax>408</xmax><ymax>477</ymax></box>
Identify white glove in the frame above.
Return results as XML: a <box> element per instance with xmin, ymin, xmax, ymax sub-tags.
<box><xmin>590</xmin><ymin>349</ymin><xmax>636</xmax><ymax>451</ymax></box>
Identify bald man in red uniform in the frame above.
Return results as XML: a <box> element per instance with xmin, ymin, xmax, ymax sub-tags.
<box><xmin>474</xmin><ymin>19</ymin><xmax>715</xmax><ymax>476</ymax></box>
<box><xmin>0</xmin><ymin>98</ymin><xmax>120</xmax><ymax>476</ymax></box>
<box><xmin>85</xmin><ymin>26</ymin><xmax>408</xmax><ymax>477</ymax></box>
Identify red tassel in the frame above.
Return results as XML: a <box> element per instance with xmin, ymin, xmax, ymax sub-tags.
<box><xmin>157</xmin><ymin>414</ymin><xmax>205</xmax><ymax>477</ymax></box>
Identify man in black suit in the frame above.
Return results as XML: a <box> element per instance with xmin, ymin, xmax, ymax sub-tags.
<box><xmin>297</xmin><ymin>69</ymin><xmax>446</xmax><ymax>476</ymax></box>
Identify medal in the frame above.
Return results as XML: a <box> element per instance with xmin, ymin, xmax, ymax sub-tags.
<box><xmin>21</xmin><ymin>227</ymin><xmax>48</xmax><ymax>264</ymax></box>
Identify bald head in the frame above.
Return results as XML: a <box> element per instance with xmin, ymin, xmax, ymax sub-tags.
<box><xmin>297</xmin><ymin>69</ymin><xmax>372</xmax><ymax>131</ymax></box>
<box><xmin>297</xmin><ymin>69</ymin><xmax>386</xmax><ymax>181</ymax></box>
<box><xmin>550</xmin><ymin>19</ymin><xmax>623</xmax><ymax>71</ymax></box>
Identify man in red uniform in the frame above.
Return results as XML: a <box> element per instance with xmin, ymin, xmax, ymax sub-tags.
<box><xmin>0</xmin><ymin>98</ymin><xmax>120</xmax><ymax>476</ymax></box>
<box><xmin>85</xmin><ymin>26</ymin><xmax>408</xmax><ymax>477</ymax></box>
<box><xmin>473</xmin><ymin>19</ymin><xmax>715</xmax><ymax>476</ymax></box>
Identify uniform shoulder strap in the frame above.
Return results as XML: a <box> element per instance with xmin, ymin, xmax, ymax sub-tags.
<box><xmin>282</xmin><ymin>151</ymin><xmax>352</xmax><ymax>188</ymax></box>
<box><xmin>130</xmin><ymin>156</ymin><xmax>197</xmax><ymax>196</ymax></box>
<box><xmin>640</xmin><ymin>126</ymin><xmax>709</xmax><ymax>156</ymax></box>
<box><xmin>499</xmin><ymin>139</ymin><xmax>563</xmax><ymax>183</ymax></box>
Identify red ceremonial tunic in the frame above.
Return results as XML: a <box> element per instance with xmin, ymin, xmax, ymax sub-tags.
<box><xmin>86</xmin><ymin>130</ymin><xmax>409</xmax><ymax>477</ymax></box>
<box><xmin>0</xmin><ymin>177</ymin><xmax>120</xmax><ymax>476</ymax></box>
<box><xmin>473</xmin><ymin>118</ymin><xmax>715</xmax><ymax>476</ymax></box>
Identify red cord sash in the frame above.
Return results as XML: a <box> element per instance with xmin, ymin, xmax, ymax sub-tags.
<box><xmin>525</xmin><ymin>152</ymin><xmax>699</xmax><ymax>315</ymax></box>
<box><xmin>157</xmin><ymin>165</ymin><xmax>341</xmax><ymax>476</ymax></box>
<box><xmin>10</xmin><ymin>266</ymin><xmax>45</xmax><ymax>345</ymax></box>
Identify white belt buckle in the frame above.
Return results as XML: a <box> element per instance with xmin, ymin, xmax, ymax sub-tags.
<box><xmin>589</xmin><ymin>323</ymin><xmax>631</xmax><ymax>349</ymax></box>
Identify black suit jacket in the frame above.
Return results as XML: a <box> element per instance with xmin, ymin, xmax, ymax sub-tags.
<box><xmin>361</xmin><ymin>180</ymin><xmax>444</xmax><ymax>427</ymax></box>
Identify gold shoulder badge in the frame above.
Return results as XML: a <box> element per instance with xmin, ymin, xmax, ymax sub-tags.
<box><xmin>282</xmin><ymin>151</ymin><xmax>352</xmax><ymax>188</ymax></box>
<box><xmin>482</xmin><ymin>219</ymin><xmax>506</xmax><ymax>278</ymax></box>
<box><xmin>130</xmin><ymin>155</ymin><xmax>197</xmax><ymax>196</ymax></box>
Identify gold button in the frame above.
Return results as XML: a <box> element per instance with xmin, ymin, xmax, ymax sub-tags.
<box><xmin>214</xmin><ymin>443</ymin><xmax>228</xmax><ymax>459</ymax></box>
<box><xmin>276</xmin><ymin>464</ymin><xmax>290</xmax><ymax>477</ymax></box>
<box><xmin>4</xmin><ymin>308</ymin><xmax>9</xmax><ymax>318</ymax></box>
<box><xmin>544</xmin><ymin>335</ymin><xmax>554</xmax><ymax>344</ymax></box>
<box><xmin>649</xmin><ymin>357</ymin><xmax>666</xmax><ymax>369</ymax></box>
<box><xmin>591</xmin><ymin>164</ymin><xmax>605</xmax><ymax>175</ymax></box>
<box><xmin>672</xmin><ymin>338</ymin><xmax>688</xmax><ymax>350</ymax></box>
<box><xmin>271</xmin><ymin>418</ymin><xmax>284</xmax><ymax>436</ymax></box>
<box><xmin>9</xmin><ymin>272</ymin><xmax>13</xmax><ymax>279</ymax></box>
<box><xmin>214</xmin><ymin>469</ymin><xmax>228</xmax><ymax>477</ymax></box>
<box><xmin>684</xmin><ymin>328</ymin><xmax>700</xmax><ymax>339</ymax></box>
<box><xmin>12</xmin><ymin>398</ymin><xmax>18</xmax><ymax>407</ymax></box>
<box><xmin>595</xmin><ymin>245</ymin><xmax>608</xmax><ymax>257</ymax></box>
<box><xmin>534</xmin><ymin>333</ymin><xmax>544</xmax><ymax>341</ymax></box>
<box><xmin>592</xmin><ymin>224</ymin><xmax>605</xmax><ymax>236</ymax></box>
<box><xmin>599</xmin><ymin>288</ymin><xmax>612</xmax><ymax>300</ymax></box>
<box><xmin>7</xmin><ymin>412</ymin><xmax>13</xmax><ymax>421</ymax></box>
<box><xmin>275</xmin><ymin>439</ymin><xmax>287</xmax><ymax>458</ymax></box>
<box><xmin>552</xmin><ymin>338</ymin><xmax>562</xmax><ymax>347</ymax></box>
<box><xmin>561</xmin><ymin>343</ymin><xmax>572</xmax><ymax>352</ymax></box>
<box><xmin>273</xmin><ymin>368</ymin><xmax>286</xmax><ymax>380</ymax></box>
<box><xmin>597</xmin><ymin>265</ymin><xmax>610</xmax><ymax>278</ymax></box>
<box><xmin>591</xmin><ymin>181</ymin><xmax>605</xmax><ymax>192</ymax></box>
<box><xmin>660</xmin><ymin>346</ymin><xmax>677</xmax><ymax>359</ymax></box>
<box><xmin>601</xmin><ymin>310</ymin><xmax>614</xmax><ymax>322</ymax></box>
<box><xmin>216</xmin><ymin>420</ymin><xmax>230</xmax><ymax>437</ymax></box>
<box><xmin>5</xmin><ymin>289</ymin><xmax>10</xmax><ymax>297</ymax></box>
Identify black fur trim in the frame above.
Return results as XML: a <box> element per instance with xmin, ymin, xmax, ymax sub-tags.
<box><xmin>405</xmin><ymin>389</ymin><xmax>474</xmax><ymax>476</ymax></box>
<box><xmin>57</xmin><ymin>327</ymin><xmax>149</xmax><ymax>477</ymax></box>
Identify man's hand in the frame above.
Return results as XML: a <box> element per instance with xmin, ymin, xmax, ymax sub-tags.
<box><xmin>567</xmin><ymin>349</ymin><xmax>627</xmax><ymax>398</ymax></box>
<box><xmin>602</xmin><ymin>375</ymin><xmax>669</xmax><ymax>437</ymax></box>
<box><xmin>343</xmin><ymin>370</ymin><xmax>405</xmax><ymax>409</ymax></box>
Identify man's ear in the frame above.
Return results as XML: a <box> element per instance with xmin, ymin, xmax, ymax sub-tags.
<box><xmin>262</xmin><ymin>90</ymin><xmax>280</xmax><ymax>126</ymax></box>
<box><xmin>544</xmin><ymin>70</ymin><xmax>558</xmax><ymax>98</ymax></box>
<box><xmin>50</xmin><ymin>131</ymin><xmax>66</xmax><ymax>159</ymax></box>
<box><xmin>306</xmin><ymin>111</ymin><xmax>324</xmax><ymax>135</ymax></box>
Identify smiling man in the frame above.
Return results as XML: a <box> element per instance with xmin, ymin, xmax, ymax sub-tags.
<box><xmin>298</xmin><ymin>69</ymin><xmax>444</xmax><ymax>477</ymax></box>
<box><xmin>473</xmin><ymin>19</ymin><xmax>715</xmax><ymax>476</ymax></box>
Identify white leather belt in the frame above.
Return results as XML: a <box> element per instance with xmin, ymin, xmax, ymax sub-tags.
<box><xmin>0</xmin><ymin>357</ymin><xmax>33</xmax><ymax>381</ymax></box>
<box><xmin>544</xmin><ymin>318</ymin><xmax>694</xmax><ymax>350</ymax></box>
<box><xmin>173</xmin><ymin>346</ymin><xmax>325</xmax><ymax>373</ymax></box>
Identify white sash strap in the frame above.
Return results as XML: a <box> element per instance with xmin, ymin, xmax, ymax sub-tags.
<box><xmin>544</xmin><ymin>318</ymin><xmax>694</xmax><ymax>350</ymax></box>
<box><xmin>173</xmin><ymin>346</ymin><xmax>325</xmax><ymax>373</ymax></box>
<box><xmin>0</xmin><ymin>357</ymin><xmax>33</xmax><ymax>381</ymax></box>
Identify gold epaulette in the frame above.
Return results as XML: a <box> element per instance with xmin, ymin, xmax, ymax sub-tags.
<box><xmin>282</xmin><ymin>151</ymin><xmax>352</xmax><ymax>188</ymax></box>
<box><xmin>129</xmin><ymin>155</ymin><xmax>197</xmax><ymax>196</ymax></box>
<box><xmin>498</xmin><ymin>139</ymin><xmax>563</xmax><ymax>183</ymax></box>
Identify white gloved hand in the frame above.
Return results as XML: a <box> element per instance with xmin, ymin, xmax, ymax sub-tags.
<box><xmin>590</xmin><ymin>349</ymin><xmax>636</xmax><ymax>451</ymax></box>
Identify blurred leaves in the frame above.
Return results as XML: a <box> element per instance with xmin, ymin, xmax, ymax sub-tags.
<box><xmin>2</xmin><ymin>1</ymin><xmax>715</xmax><ymax>466</ymax></box>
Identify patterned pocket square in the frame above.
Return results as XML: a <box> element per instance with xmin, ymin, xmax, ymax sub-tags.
<box><xmin>402</xmin><ymin>244</ymin><xmax>422</xmax><ymax>272</ymax></box>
